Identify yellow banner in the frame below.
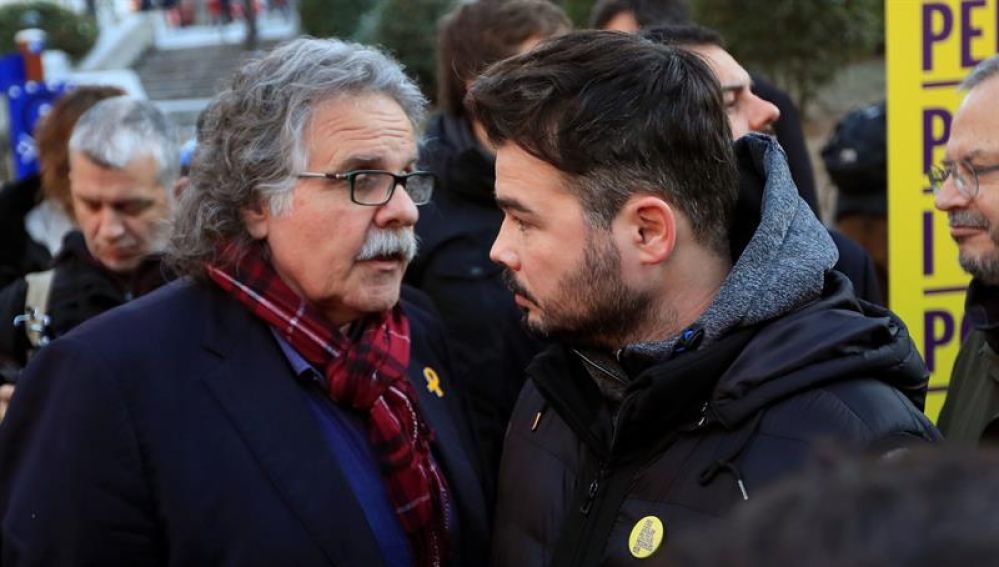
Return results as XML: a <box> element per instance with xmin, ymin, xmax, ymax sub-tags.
<box><xmin>887</xmin><ymin>0</ymin><xmax>999</xmax><ymax>420</ymax></box>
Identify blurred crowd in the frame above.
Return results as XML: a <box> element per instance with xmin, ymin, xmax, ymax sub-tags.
<box><xmin>0</xmin><ymin>0</ymin><xmax>993</xmax><ymax>566</ymax></box>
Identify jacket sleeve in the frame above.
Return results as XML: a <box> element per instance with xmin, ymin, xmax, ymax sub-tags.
<box><xmin>0</xmin><ymin>335</ymin><xmax>163</xmax><ymax>565</ymax></box>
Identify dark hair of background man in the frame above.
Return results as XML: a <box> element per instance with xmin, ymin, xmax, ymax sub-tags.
<box><xmin>466</xmin><ymin>30</ymin><xmax>738</xmax><ymax>257</ymax></box>
<box><xmin>436</xmin><ymin>0</ymin><xmax>570</xmax><ymax>117</ymax></box>
<box><xmin>639</xmin><ymin>22</ymin><xmax>821</xmax><ymax>217</ymax></box>
<box><xmin>589</xmin><ymin>0</ymin><xmax>690</xmax><ymax>29</ymax></box>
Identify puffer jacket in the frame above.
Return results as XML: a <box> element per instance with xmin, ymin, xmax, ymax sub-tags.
<box><xmin>490</xmin><ymin>135</ymin><xmax>939</xmax><ymax>567</ymax></box>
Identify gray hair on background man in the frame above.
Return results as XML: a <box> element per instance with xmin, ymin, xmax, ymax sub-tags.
<box><xmin>69</xmin><ymin>96</ymin><xmax>180</xmax><ymax>194</ymax></box>
<box><xmin>168</xmin><ymin>37</ymin><xmax>427</xmax><ymax>279</ymax></box>
<box><xmin>961</xmin><ymin>53</ymin><xmax>999</xmax><ymax>90</ymax></box>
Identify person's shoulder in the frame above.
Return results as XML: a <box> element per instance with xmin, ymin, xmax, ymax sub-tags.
<box><xmin>828</xmin><ymin>229</ymin><xmax>873</xmax><ymax>273</ymax></box>
<box><xmin>0</xmin><ymin>274</ymin><xmax>28</xmax><ymax>310</ymax></box>
<box><xmin>401</xmin><ymin>285</ymin><xmax>442</xmax><ymax>325</ymax></box>
<box><xmin>760</xmin><ymin>377</ymin><xmax>936</xmax><ymax>445</ymax></box>
<box><xmin>62</xmin><ymin>279</ymin><xmax>213</xmax><ymax>347</ymax></box>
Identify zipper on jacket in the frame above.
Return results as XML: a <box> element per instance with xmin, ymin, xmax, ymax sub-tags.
<box><xmin>696</xmin><ymin>401</ymin><xmax>710</xmax><ymax>428</ymax></box>
<box><xmin>572</xmin><ymin>349</ymin><xmax>627</xmax><ymax>386</ymax></box>
<box><xmin>531</xmin><ymin>401</ymin><xmax>548</xmax><ymax>432</ymax></box>
<box><xmin>574</xmin><ymin>396</ymin><xmax>634</xmax><ymax>557</ymax></box>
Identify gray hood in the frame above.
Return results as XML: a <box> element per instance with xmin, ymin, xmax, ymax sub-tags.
<box><xmin>624</xmin><ymin>134</ymin><xmax>837</xmax><ymax>363</ymax></box>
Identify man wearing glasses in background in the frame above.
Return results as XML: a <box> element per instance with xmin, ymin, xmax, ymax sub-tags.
<box><xmin>934</xmin><ymin>55</ymin><xmax>999</xmax><ymax>444</ymax></box>
<box><xmin>0</xmin><ymin>38</ymin><xmax>487</xmax><ymax>565</ymax></box>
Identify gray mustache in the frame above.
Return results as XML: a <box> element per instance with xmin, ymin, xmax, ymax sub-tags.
<box><xmin>950</xmin><ymin>210</ymin><xmax>989</xmax><ymax>229</ymax></box>
<box><xmin>356</xmin><ymin>228</ymin><xmax>418</xmax><ymax>262</ymax></box>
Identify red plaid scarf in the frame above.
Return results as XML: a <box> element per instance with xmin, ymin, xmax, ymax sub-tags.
<box><xmin>206</xmin><ymin>242</ymin><xmax>450</xmax><ymax>567</ymax></box>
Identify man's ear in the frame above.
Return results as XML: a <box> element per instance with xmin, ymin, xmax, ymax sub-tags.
<box><xmin>242</xmin><ymin>201</ymin><xmax>270</xmax><ymax>240</ymax></box>
<box><xmin>619</xmin><ymin>195</ymin><xmax>676</xmax><ymax>265</ymax></box>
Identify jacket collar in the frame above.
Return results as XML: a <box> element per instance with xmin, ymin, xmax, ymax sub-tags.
<box><xmin>966</xmin><ymin>279</ymin><xmax>999</xmax><ymax>350</ymax></box>
<box><xmin>528</xmin><ymin>327</ymin><xmax>756</xmax><ymax>459</ymax></box>
<box><xmin>55</xmin><ymin>230</ymin><xmax>170</xmax><ymax>298</ymax></box>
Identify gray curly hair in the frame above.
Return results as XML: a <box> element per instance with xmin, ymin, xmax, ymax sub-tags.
<box><xmin>167</xmin><ymin>37</ymin><xmax>427</xmax><ymax>278</ymax></box>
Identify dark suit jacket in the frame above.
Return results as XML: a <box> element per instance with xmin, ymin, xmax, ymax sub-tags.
<box><xmin>0</xmin><ymin>279</ymin><xmax>488</xmax><ymax>566</ymax></box>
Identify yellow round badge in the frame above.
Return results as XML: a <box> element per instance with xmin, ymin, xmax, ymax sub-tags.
<box><xmin>628</xmin><ymin>516</ymin><xmax>665</xmax><ymax>559</ymax></box>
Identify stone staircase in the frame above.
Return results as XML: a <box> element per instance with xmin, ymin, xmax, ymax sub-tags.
<box><xmin>133</xmin><ymin>40</ymin><xmax>277</xmax><ymax>136</ymax></box>
<box><xmin>135</xmin><ymin>42</ymin><xmax>269</xmax><ymax>100</ymax></box>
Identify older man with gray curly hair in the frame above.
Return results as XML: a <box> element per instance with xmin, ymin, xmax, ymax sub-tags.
<box><xmin>0</xmin><ymin>38</ymin><xmax>488</xmax><ymax>566</ymax></box>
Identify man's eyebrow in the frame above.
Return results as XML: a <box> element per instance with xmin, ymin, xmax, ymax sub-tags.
<box><xmin>114</xmin><ymin>197</ymin><xmax>154</xmax><ymax>206</ymax></box>
<box><xmin>721</xmin><ymin>80</ymin><xmax>750</xmax><ymax>93</ymax></box>
<box><xmin>335</xmin><ymin>155</ymin><xmax>419</xmax><ymax>171</ymax></box>
<box><xmin>964</xmin><ymin>149</ymin><xmax>993</xmax><ymax>162</ymax></box>
<box><xmin>495</xmin><ymin>196</ymin><xmax>534</xmax><ymax>215</ymax></box>
<box><xmin>945</xmin><ymin>150</ymin><xmax>992</xmax><ymax>165</ymax></box>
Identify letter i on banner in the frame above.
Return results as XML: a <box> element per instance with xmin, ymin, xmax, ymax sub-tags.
<box><xmin>887</xmin><ymin>0</ymin><xmax>998</xmax><ymax>421</ymax></box>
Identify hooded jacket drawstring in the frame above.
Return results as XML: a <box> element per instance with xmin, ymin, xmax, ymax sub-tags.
<box><xmin>697</xmin><ymin>411</ymin><xmax>765</xmax><ymax>501</ymax></box>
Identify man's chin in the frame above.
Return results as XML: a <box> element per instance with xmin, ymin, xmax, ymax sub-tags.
<box><xmin>353</xmin><ymin>287</ymin><xmax>403</xmax><ymax>315</ymax></box>
<box><xmin>959</xmin><ymin>248</ymin><xmax>999</xmax><ymax>284</ymax></box>
<box><xmin>523</xmin><ymin>314</ymin><xmax>596</xmax><ymax>345</ymax></box>
<box><xmin>98</xmin><ymin>255</ymin><xmax>141</xmax><ymax>274</ymax></box>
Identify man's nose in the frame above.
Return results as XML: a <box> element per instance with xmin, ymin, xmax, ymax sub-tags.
<box><xmin>98</xmin><ymin>208</ymin><xmax>126</xmax><ymax>240</ymax></box>
<box><xmin>375</xmin><ymin>181</ymin><xmax>419</xmax><ymax>227</ymax></box>
<box><xmin>489</xmin><ymin>218</ymin><xmax>520</xmax><ymax>270</ymax></box>
<box><xmin>748</xmin><ymin>93</ymin><xmax>780</xmax><ymax>133</ymax></box>
<box><xmin>934</xmin><ymin>174</ymin><xmax>971</xmax><ymax>212</ymax></box>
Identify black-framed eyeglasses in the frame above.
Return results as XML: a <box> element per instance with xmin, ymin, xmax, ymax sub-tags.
<box><xmin>297</xmin><ymin>169</ymin><xmax>436</xmax><ymax>206</ymax></box>
<box><xmin>928</xmin><ymin>160</ymin><xmax>999</xmax><ymax>200</ymax></box>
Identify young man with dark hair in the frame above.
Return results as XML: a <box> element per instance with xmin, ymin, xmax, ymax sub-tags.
<box><xmin>467</xmin><ymin>31</ymin><xmax>938</xmax><ymax>565</ymax></box>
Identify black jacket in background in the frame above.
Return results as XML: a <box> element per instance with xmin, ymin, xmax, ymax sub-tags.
<box><xmin>0</xmin><ymin>175</ymin><xmax>51</xmax><ymax>288</ymax></box>
<box><xmin>0</xmin><ymin>231</ymin><xmax>171</xmax><ymax>372</ymax></box>
<box><xmin>408</xmin><ymin>114</ymin><xmax>544</xmax><ymax>506</ymax></box>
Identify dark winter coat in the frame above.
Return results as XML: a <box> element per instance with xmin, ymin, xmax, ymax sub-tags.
<box><xmin>0</xmin><ymin>175</ymin><xmax>50</xmax><ymax>288</ymax></box>
<box><xmin>408</xmin><ymin>113</ymin><xmax>544</xmax><ymax>505</ymax></box>
<box><xmin>937</xmin><ymin>280</ymin><xmax>999</xmax><ymax>443</ymax></box>
<box><xmin>0</xmin><ymin>281</ymin><xmax>489</xmax><ymax>565</ymax></box>
<box><xmin>0</xmin><ymin>231</ymin><xmax>170</xmax><ymax>373</ymax></box>
<box><xmin>490</xmin><ymin>135</ymin><xmax>939</xmax><ymax>567</ymax></box>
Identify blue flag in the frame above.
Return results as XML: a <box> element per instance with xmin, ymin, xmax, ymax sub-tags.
<box><xmin>7</xmin><ymin>81</ymin><xmax>70</xmax><ymax>180</ymax></box>
<box><xmin>0</xmin><ymin>53</ymin><xmax>25</xmax><ymax>92</ymax></box>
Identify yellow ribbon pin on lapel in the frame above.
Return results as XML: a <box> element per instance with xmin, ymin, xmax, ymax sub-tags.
<box><xmin>423</xmin><ymin>367</ymin><xmax>444</xmax><ymax>398</ymax></box>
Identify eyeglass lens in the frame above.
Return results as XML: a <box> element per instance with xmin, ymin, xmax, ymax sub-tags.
<box><xmin>930</xmin><ymin>163</ymin><xmax>974</xmax><ymax>198</ymax></box>
<box><xmin>351</xmin><ymin>172</ymin><xmax>434</xmax><ymax>205</ymax></box>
